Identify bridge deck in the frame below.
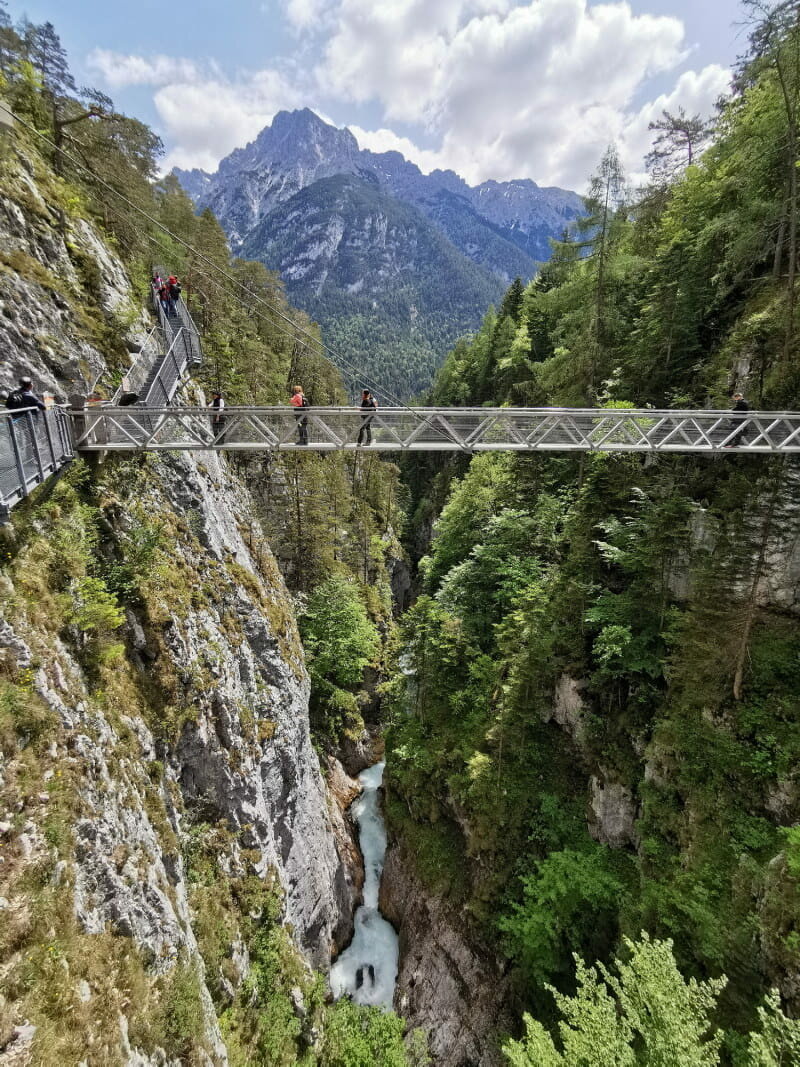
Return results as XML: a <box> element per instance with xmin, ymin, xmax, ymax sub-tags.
<box><xmin>71</xmin><ymin>405</ymin><xmax>800</xmax><ymax>453</ymax></box>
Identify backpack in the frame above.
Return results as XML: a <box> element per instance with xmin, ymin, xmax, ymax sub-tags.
<box><xmin>5</xmin><ymin>389</ymin><xmax>28</xmax><ymax>411</ymax></box>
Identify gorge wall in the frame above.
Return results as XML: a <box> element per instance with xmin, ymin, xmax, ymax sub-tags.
<box><xmin>0</xmin><ymin>141</ymin><xmax>365</xmax><ymax>1064</ymax></box>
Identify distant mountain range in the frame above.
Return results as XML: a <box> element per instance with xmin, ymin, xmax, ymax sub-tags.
<box><xmin>174</xmin><ymin>109</ymin><xmax>583</xmax><ymax>397</ymax></box>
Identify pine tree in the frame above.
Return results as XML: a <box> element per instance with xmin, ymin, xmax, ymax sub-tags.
<box><xmin>645</xmin><ymin>107</ymin><xmax>713</xmax><ymax>181</ymax></box>
<box><xmin>573</xmin><ymin>144</ymin><xmax>627</xmax><ymax>399</ymax></box>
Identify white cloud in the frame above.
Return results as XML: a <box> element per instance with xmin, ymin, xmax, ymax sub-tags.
<box><xmin>88</xmin><ymin>2</ymin><xmax>733</xmax><ymax>188</ymax></box>
<box><xmin>87</xmin><ymin>49</ymin><xmax>203</xmax><ymax>89</ymax></box>
<box><xmin>157</xmin><ymin>70</ymin><xmax>303</xmax><ymax>172</ymax></box>
<box><xmin>313</xmin><ymin>0</ymin><xmax>707</xmax><ymax>186</ymax></box>
<box><xmin>348</xmin><ymin>124</ymin><xmax>445</xmax><ymax>173</ymax></box>
<box><xmin>285</xmin><ymin>0</ymin><xmax>332</xmax><ymax>29</ymax></box>
<box><xmin>88</xmin><ymin>49</ymin><xmax>303</xmax><ymax>172</ymax></box>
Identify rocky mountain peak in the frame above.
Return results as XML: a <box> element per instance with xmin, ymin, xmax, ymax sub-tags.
<box><xmin>172</xmin><ymin>108</ymin><xmax>584</xmax><ymax>395</ymax></box>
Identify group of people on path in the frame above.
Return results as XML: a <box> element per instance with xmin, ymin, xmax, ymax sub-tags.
<box><xmin>204</xmin><ymin>388</ymin><xmax>753</xmax><ymax>449</ymax></box>
<box><xmin>152</xmin><ymin>273</ymin><xmax>182</xmax><ymax>317</ymax></box>
<box><xmin>207</xmin><ymin>385</ymin><xmax>377</xmax><ymax>447</ymax></box>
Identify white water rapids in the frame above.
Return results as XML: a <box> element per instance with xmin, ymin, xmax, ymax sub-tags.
<box><xmin>330</xmin><ymin>761</ymin><xmax>399</xmax><ymax>1007</ymax></box>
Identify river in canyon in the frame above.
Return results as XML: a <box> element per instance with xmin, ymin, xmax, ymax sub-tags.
<box><xmin>330</xmin><ymin>761</ymin><xmax>399</xmax><ymax>1007</ymax></box>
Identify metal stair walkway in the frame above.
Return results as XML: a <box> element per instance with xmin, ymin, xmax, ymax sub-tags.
<box><xmin>2</xmin><ymin>269</ymin><xmax>203</xmax><ymax>520</ymax></box>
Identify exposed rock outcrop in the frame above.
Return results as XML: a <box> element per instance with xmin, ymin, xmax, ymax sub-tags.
<box><xmin>379</xmin><ymin>843</ymin><xmax>512</xmax><ymax>1066</ymax></box>
<box><xmin>0</xmin><ymin>130</ymin><xmax>367</xmax><ymax>1064</ymax></box>
<box><xmin>1</xmin><ymin>446</ymin><xmax>360</xmax><ymax>1059</ymax></box>
<box><xmin>588</xmin><ymin>772</ymin><xmax>639</xmax><ymax>849</ymax></box>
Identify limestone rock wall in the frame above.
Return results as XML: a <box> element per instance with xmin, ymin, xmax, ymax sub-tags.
<box><xmin>0</xmin><ymin>146</ymin><xmax>358</xmax><ymax>1061</ymax></box>
<box><xmin>0</xmin><ymin>447</ymin><xmax>360</xmax><ymax>1061</ymax></box>
<box><xmin>379</xmin><ymin>842</ymin><xmax>512</xmax><ymax>1067</ymax></box>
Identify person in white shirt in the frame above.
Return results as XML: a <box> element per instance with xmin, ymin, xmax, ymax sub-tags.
<box><xmin>209</xmin><ymin>391</ymin><xmax>226</xmax><ymax>444</ymax></box>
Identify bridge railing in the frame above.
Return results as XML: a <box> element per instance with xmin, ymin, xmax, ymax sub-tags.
<box><xmin>112</xmin><ymin>323</ymin><xmax>162</xmax><ymax>403</ymax></box>
<box><xmin>67</xmin><ymin>406</ymin><xmax>800</xmax><ymax>453</ymax></box>
<box><xmin>0</xmin><ymin>407</ymin><xmax>74</xmax><ymax>520</ymax></box>
<box><xmin>143</xmin><ymin>328</ymin><xmax>191</xmax><ymax>407</ymax></box>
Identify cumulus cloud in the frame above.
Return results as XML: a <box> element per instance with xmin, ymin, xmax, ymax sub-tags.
<box><xmin>87</xmin><ymin>49</ymin><xmax>203</xmax><ymax>89</ymax></box>
<box><xmin>88</xmin><ymin>1</ymin><xmax>733</xmax><ymax>187</ymax></box>
<box><xmin>347</xmin><ymin>125</ymin><xmax>445</xmax><ymax>173</ymax></box>
<box><xmin>88</xmin><ymin>49</ymin><xmax>303</xmax><ymax>172</ymax></box>
<box><xmin>313</xmin><ymin>0</ymin><xmax>718</xmax><ymax>186</ymax></box>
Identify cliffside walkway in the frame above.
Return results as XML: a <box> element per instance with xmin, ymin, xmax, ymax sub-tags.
<box><xmin>70</xmin><ymin>405</ymin><xmax>800</xmax><ymax>454</ymax></box>
<box><xmin>5</xmin><ymin>277</ymin><xmax>800</xmax><ymax>521</ymax></box>
<box><xmin>1</xmin><ymin>285</ymin><xmax>201</xmax><ymax>521</ymax></box>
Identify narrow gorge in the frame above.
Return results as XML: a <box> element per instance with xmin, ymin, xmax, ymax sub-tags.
<box><xmin>5</xmin><ymin>4</ymin><xmax>800</xmax><ymax>1065</ymax></box>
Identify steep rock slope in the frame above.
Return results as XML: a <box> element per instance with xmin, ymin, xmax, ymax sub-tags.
<box><xmin>174</xmin><ymin>109</ymin><xmax>582</xmax><ymax>395</ymax></box>
<box><xmin>380</xmin><ymin>842</ymin><xmax>512</xmax><ymax>1067</ymax></box>
<box><xmin>174</xmin><ymin>109</ymin><xmax>582</xmax><ymax>272</ymax></box>
<box><xmin>0</xmin><ymin>144</ymin><xmax>148</xmax><ymax>397</ymax></box>
<box><xmin>0</xmin><ymin>147</ymin><xmax>359</xmax><ymax>1062</ymax></box>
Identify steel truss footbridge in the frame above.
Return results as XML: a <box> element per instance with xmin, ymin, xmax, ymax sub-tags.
<box><xmin>70</xmin><ymin>404</ymin><xmax>800</xmax><ymax>455</ymax></box>
<box><xmin>4</xmin><ymin>269</ymin><xmax>800</xmax><ymax>522</ymax></box>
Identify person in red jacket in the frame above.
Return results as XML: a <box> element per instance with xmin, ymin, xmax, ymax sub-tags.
<box><xmin>290</xmin><ymin>384</ymin><xmax>309</xmax><ymax>445</ymax></box>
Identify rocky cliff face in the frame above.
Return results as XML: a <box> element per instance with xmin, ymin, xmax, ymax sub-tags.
<box><xmin>239</xmin><ymin>171</ymin><xmax>508</xmax><ymax>396</ymax></box>
<box><xmin>173</xmin><ymin>108</ymin><xmax>583</xmax><ymax>396</ymax></box>
<box><xmin>0</xmin><ymin>150</ymin><xmax>360</xmax><ymax>1062</ymax></box>
<box><xmin>174</xmin><ymin>109</ymin><xmax>582</xmax><ymax>271</ymax></box>
<box><xmin>0</xmin><ymin>143</ymin><xmax>149</xmax><ymax>398</ymax></box>
<box><xmin>0</xmin><ymin>444</ymin><xmax>361</xmax><ymax>1062</ymax></box>
<box><xmin>379</xmin><ymin>842</ymin><xmax>512</xmax><ymax>1067</ymax></box>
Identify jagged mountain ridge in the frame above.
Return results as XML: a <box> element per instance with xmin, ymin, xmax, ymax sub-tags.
<box><xmin>173</xmin><ymin>109</ymin><xmax>582</xmax><ymax>396</ymax></box>
<box><xmin>175</xmin><ymin>109</ymin><xmax>582</xmax><ymax>265</ymax></box>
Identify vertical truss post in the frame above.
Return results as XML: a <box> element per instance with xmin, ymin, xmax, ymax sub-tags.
<box><xmin>27</xmin><ymin>412</ymin><xmax>44</xmax><ymax>482</ymax></box>
<box><xmin>42</xmin><ymin>409</ymin><xmax>57</xmax><ymax>472</ymax></box>
<box><xmin>8</xmin><ymin>416</ymin><xmax>26</xmax><ymax>492</ymax></box>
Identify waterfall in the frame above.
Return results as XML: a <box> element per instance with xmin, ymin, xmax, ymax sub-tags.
<box><xmin>330</xmin><ymin>761</ymin><xmax>399</xmax><ymax>1008</ymax></box>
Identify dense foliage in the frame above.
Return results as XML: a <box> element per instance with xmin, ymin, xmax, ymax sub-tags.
<box><xmin>387</xmin><ymin>2</ymin><xmax>800</xmax><ymax>1060</ymax></box>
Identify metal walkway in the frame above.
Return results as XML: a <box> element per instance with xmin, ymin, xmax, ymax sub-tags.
<box><xmin>2</xmin><ymin>278</ymin><xmax>202</xmax><ymax>521</ymax></box>
<box><xmin>0</xmin><ymin>407</ymin><xmax>74</xmax><ymax>521</ymax></box>
<box><xmin>70</xmin><ymin>405</ymin><xmax>800</xmax><ymax>454</ymax></box>
<box><xmin>4</xmin><ymin>269</ymin><xmax>800</xmax><ymax>521</ymax></box>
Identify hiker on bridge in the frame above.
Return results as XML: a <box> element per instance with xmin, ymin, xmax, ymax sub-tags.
<box><xmin>168</xmin><ymin>275</ymin><xmax>182</xmax><ymax>303</ymax></box>
<box><xmin>726</xmin><ymin>392</ymin><xmax>750</xmax><ymax>447</ymax></box>
<box><xmin>5</xmin><ymin>377</ymin><xmax>46</xmax><ymax>416</ymax></box>
<box><xmin>357</xmin><ymin>389</ymin><xmax>378</xmax><ymax>446</ymax></box>
<box><xmin>5</xmin><ymin>377</ymin><xmax>46</xmax><ymax>462</ymax></box>
<box><xmin>209</xmin><ymin>391</ymin><xmax>226</xmax><ymax>444</ymax></box>
<box><xmin>290</xmin><ymin>384</ymin><xmax>309</xmax><ymax>445</ymax></box>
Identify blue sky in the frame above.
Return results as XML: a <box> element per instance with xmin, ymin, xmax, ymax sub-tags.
<box><xmin>8</xmin><ymin>0</ymin><xmax>748</xmax><ymax>189</ymax></box>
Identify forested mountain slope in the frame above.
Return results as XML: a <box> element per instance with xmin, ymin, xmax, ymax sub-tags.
<box><xmin>175</xmin><ymin>108</ymin><xmax>582</xmax><ymax>397</ymax></box>
<box><xmin>385</xmin><ymin>4</ymin><xmax>800</xmax><ymax>1063</ymax></box>
<box><xmin>240</xmin><ymin>173</ymin><xmax>510</xmax><ymax>397</ymax></box>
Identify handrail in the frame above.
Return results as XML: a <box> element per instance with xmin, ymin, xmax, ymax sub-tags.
<box><xmin>112</xmin><ymin>322</ymin><xmax>161</xmax><ymax>403</ymax></box>
<box><xmin>0</xmin><ymin>406</ymin><xmax>75</xmax><ymax>521</ymax></box>
<box><xmin>144</xmin><ymin>327</ymin><xmax>186</xmax><ymax>406</ymax></box>
<box><xmin>67</xmin><ymin>405</ymin><xmax>800</xmax><ymax>454</ymax></box>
